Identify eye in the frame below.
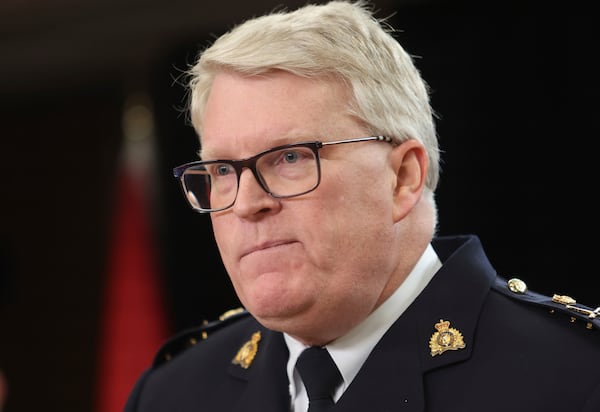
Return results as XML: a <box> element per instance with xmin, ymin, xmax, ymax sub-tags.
<box><xmin>282</xmin><ymin>150</ymin><xmax>300</xmax><ymax>163</ymax></box>
<box><xmin>277</xmin><ymin>147</ymin><xmax>313</xmax><ymax>165</ymax></box>
<box><xmin>217</xmin><ymin>164</ymin><xmax>232</xmax><ymax>175</ymax></box>
<box><xmin>258</xmin><ymin>146</ymin><xmax>315</xmax><ymax>173</ymax></box>
<box><xmin>207</xmin><ymin>163</ymin><xmax>234</xmax><ymax>177</ymax></box>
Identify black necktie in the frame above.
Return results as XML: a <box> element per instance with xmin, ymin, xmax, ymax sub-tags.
<box><xmin>296</xmin><ymin>346</ymin><xmax>343</xmax><ymax>412</ymax></box>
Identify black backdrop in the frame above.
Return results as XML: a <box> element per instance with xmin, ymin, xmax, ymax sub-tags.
<box><xmin>0</xmin><ymin>9</ymin><xmax>598</xmax><ymax>412</ymax></box>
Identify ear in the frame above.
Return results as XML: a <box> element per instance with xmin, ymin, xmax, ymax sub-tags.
<box><xmin>389</xmin><ymin>139</ymin><xmax>428</xmax><ymax>222</ymax></box>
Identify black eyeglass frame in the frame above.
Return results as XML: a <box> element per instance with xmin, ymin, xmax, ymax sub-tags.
<box><xmin>173</xmin><ymin>135</ymin><xmax>393</xmax><ymax>213</ymax></box>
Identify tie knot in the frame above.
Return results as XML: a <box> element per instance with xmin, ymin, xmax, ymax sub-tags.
<box><xmin>296</xmin><ymin>347</ymin><xmax>342</xmax><ymax>404</ymax></box>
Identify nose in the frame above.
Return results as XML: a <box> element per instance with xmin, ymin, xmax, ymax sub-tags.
<box><xmin>232</xmin><ymin>168</ymin><xmax>280</xmax><ymax>218</ymax></box>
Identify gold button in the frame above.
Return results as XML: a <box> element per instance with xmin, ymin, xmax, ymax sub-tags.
<box><xmin>507</xmin><ymin>278</ymin><xmax>527</xmax><ymax>294</ymax></box>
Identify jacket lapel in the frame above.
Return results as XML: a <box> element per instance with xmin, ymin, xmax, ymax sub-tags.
<box><xmin>418</xmin><ymin>235</ymin><xmax>495</xmax><ymax>373</ymax></box>
<box><xmin>229</xmin><ymin>327</ymin><xmax>291</xmax><ymax>412</ymax></box>
<box><xmin>334</xmin><ymin>312</ymin><xmax>426</xmax><ymax>411</ymax></box>
<box><xmin>336</xmin><ymin>235</ymin><xmax>496</xmax><ymax>411</ymax></box>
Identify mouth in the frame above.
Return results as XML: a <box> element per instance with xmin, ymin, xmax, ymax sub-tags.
<box><xmin>241</xmin><ymin>240</ymin><xmax>296</xmax><ymax>259</ymax></box>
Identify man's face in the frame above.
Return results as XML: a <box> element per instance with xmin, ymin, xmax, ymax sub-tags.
<box><xmin>201</xmin><ymin>70</ymin><xmax>400</xmax><ymax>345</ymax></box>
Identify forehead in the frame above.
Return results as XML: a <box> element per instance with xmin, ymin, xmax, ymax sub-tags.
<box><xmin>199</xmin><ymin>70</ymin><xmax>360</xmax><ymax>158</ymax></box>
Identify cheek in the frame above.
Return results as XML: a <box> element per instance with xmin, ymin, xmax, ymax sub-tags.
<box><xmin>314</xmin><ymin>174</ymin><xmax>394</xmax><ymax>266</ymax></box>
<box><xmin>328</xmin><ymin>165</ymin><xmax>393</xmax><ymax>226</ymax></box>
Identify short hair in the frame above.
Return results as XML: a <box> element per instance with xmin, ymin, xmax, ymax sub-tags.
<box><xmin>187</xmin><ymin>0</ymin><xmax>440</xmax><ymax>194</ymax></box>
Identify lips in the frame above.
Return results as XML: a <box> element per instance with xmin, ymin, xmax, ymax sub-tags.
<box><xmin>240</xmin><ymin>240</ymin><xmax>296</xmax><ymax>258</ymax></box>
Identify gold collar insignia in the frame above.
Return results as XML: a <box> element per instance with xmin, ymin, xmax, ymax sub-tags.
<box><xmin>429</xmin><ymin>319</ymin><xmax>466</xmax><ymax>356</ymax></box>
<box><xmin>232</xmin><ymin>331</ymin><xmax>261</xmax><ymax>369</ymax></box>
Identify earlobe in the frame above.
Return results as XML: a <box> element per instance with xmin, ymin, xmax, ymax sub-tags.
<box><xmin>390</xmin><ymin>140</ymin><xmax>428</xmax><ymax>222</ymax></box>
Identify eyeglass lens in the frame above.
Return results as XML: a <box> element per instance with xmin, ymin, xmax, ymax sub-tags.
<box><xmin>180</xmin><ymin>145</ymin><xmax>320</xmax><ymax>211</ymax></box>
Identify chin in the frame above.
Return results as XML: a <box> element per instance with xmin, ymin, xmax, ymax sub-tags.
<box><xmin>246</xmin><ymin>295</ymin><xmax>313</xmax><ymax>331</ymax></box>
<box><xmin>258</xmin><ymin>313</ymin><xmax>335</xmax><ymax>346</ymax></box>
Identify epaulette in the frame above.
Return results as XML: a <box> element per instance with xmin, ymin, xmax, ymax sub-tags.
<box><xmin>493</xmin><ymin>277</ymin><xmax>600</xmax><ymax>331</ymax></box>
<box><xmin>152</xmin><ymin>307</ymin><xmax>249</xmax><ymax>367</ymax></box>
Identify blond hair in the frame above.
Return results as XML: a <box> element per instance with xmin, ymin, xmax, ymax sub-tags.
<box><xmin>187</xmin><ymin>0</ymin><xmax>440</xmax><ymax>196</ymax></box>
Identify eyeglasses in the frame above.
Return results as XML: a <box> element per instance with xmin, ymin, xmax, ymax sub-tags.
<box><xmin>173</xmin><ymin>135</ymin><xmax>394</xmax><ymax>213</ymax></box>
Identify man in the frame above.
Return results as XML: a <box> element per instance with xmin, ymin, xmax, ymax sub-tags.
<box><xmin>125</xmin><ymin>1</ymin><xmax>600</xmax><ymax>411</ymax></box>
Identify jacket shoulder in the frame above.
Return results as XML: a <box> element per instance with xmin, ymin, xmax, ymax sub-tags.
<box><xmin>493</xmin><ymin>276</ymin><xmax>600</xmax><ymax>332</ymax></box>
<box><xmin>152</xmin><ymin>307</ymin><xmax>250</xmax><ymax>367</ymax></box>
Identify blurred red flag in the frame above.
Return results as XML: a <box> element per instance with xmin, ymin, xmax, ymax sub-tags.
<box><xmin>95</xmin><ymin>94</ymin><xmax>170</xmax><ymax>412</ymax></box>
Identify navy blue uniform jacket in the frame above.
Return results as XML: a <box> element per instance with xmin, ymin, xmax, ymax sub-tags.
<box><xmin>125</xmin><ymin>235</ymin><xmax>600</xmax><ymax>411</ymax></box>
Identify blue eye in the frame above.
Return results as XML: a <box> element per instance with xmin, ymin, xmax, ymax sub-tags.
<box><xmin>216</xmin><ymin>164</ymin><xmax>232</xmax><ymax>176</ymax></box>
<box><xmin>206</xmin><ymin>163</ymin><xmax>234</xmax><ymax>178</ymax></box>
<box><xmin>283</xmin><ymin>150</ymin><xmax>300</xmax><ymax>163</ymax></box>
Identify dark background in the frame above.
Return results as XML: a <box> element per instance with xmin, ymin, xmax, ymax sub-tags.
<box><xmin>0</xmin><ymin>1</ymin><xmax>597</xmax><ymax>411</ymax></box>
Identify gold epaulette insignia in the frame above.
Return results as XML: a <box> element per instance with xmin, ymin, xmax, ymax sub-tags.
<box><xmin>552</xmin><ymin>294</ymin><xmax>600</xmax><ymax>330</ymax></box>
<box><xmin>232</xmin><ymin>331</ymin><xmax>261</xmax><ymax>369</ymax></box>
<box><xmin>429</xmin><ymin>319</ymin><xmax>466</xmax><ymax>356</ymax></box>
<box><xmin>551</xmin><ymin>294</ymin><xmax>576</xmax><ymax>305</ymax></box>
<box><xmin>219</xmin><ymin>307</ymin><xmax>246</xmax><ymax>321</ymax></box>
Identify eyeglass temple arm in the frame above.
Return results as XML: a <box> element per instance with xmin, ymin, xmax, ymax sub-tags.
<box><xmin>320</xmin><ymin>135</ymin><xmax>393</xmax><ymax>147</ymax></box>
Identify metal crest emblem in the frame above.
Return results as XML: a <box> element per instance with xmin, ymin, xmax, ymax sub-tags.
<box><xmin>429</xmin><ymin>319</ymin><xmax>466</xmax><ymax>356</ymax></box>
<box><xmin>232</xmin><ymin>331</ymin><xmax>261</xmax><ymax>369</ymax></box>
